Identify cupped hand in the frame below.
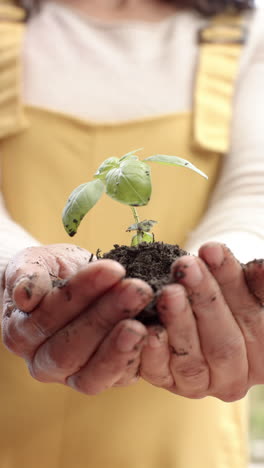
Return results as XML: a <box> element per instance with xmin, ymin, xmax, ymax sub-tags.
<box><xmin>141</xmin><ymin>242</ymin><xmax>264</xmax><ymax>402</ymax></box>
<box><xmin>2</xmin><ymin>244</ymin><xmax>153</xmax><ymax>395</ymax></box>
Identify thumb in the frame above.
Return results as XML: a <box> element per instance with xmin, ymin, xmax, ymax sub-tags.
<box><xmin>5</xmin><ymin>244</ymin><xmax>94</xmax><ymax>313</ymax></box>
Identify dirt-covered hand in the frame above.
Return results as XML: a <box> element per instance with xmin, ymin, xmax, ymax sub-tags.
<box><xmin>141</xmin><ymin>242</ymin><xmax>264</xmax><ymax>401</ymax></box>
<box><xmin>2</xmin><ymin>244</ymin><xmax>153</xmax><ymax>394</ymax></box>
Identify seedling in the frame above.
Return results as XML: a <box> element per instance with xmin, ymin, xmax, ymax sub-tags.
<box><xmin>62</xmin><ymin>149</ymin><xmax>207</xmax><ymax>245</ymax></box>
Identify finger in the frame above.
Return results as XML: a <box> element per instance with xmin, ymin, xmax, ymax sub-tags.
<box><xmin>113</xmin><ymin>355</ymin><xmax>141</xmax><ymax>387</ymax></box>
<box><xmin>5</xmin><ymin>250</ymin><xmax>52</xmax><ymax>312</ymax></box>
<box><xmin>158</xmin><ymin>283</ymin><xmax>209</xmax><ymax>398</ymax></box>
<box><xmin>243</xmin><ymin>258</ymin><xmax>264</xmax><ymax>304</ymax></box>
<box><xmin>2</xmin><ymin>260</ymin><xmax>126</xmax><ymax>357</ymax></box>
<box><xmin>29</xmin><ymin>278</ymin><xmax>153</xmax><ymax>382</ymax></box>
<box><xmin>66</xmin><ymin>320</ymin><xmax>147</xmax><ymax>395</ymax></box>
<box><xmin>200</xmin><ymin>242</ymin><xmax>264</xmax><ymax>386</ymax></box>
<box><xmin>5</xmin><ymin>244</ymin><xmax>95</xmax><ymax>312</ymax></box>
<box><xmin>140</xmin><ymin>325</ymin><xmax>174</xmax><ymax>389</ymax></box>
<box><xmin>172</xmin><ymin>256</ymin><xmax>248</xmax><ymax>401</ymax></box>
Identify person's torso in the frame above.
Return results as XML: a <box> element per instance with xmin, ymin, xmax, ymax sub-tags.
<box><xmin>0</xmin><ymin>2</ymin><xmax>249</xmax><ymax>467</ymax></box>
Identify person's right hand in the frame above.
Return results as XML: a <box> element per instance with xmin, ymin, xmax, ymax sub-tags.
<box><xmin>2</xmin><ymin>244</ymin><xmax>153</xmax><ymax>395</ymax></box>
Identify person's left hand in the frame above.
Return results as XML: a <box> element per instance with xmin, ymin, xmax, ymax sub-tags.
<box><xmin>140</xmin><ymin>242</ymin><xmax>264</xmax><ymax>402</ymax></box>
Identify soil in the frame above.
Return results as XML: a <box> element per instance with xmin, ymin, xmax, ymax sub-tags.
<box><xmin>100</xmin><ymin>242</ymin><xmax>188</xmax><ymax>324</ymax></box>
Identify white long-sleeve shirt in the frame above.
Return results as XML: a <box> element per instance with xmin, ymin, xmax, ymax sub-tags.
<box><xmin>1</xmin><ymin>0</ymin><xmax>264</xmax><ymax>280</ymax></box>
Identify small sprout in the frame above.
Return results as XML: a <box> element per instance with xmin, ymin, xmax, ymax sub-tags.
<box><xmin>62</xmin><ymin>149</ymin><xmax>207</xmax><ymax>246</ymax></box>
<box><xmin>131</xmin><ymin>231</ymin><xmax>154</xmax><ymax>246</ymax></box>
<box><xmin>126</xmin><ymin>220</ymin><xmax>157</xmax><ymax>233</ymax></box>
<box><xmin>127</xmin><ymin>219</ymin><xmax>157</xmax><ymax>246</ymax></box>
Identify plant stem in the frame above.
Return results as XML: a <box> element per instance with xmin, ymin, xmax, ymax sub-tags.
<box><xmin>130</xmin><ymin>207</ymin><xmax>142</xmax><ymax>246</ymax></box>
<box><xmin>131</xmin><ymin>206</ymin><xmax>140</xmax><ymax>224</ymax></box>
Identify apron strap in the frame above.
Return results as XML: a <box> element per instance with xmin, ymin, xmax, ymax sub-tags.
<box><xmin>0</xmin><ymin>4</ymin><xmax>249</xmax><ymax>148</ymax></box>
<box><xmin>0</xmin><ymin>0</ymin><xmax>28</xmax><ymax>139</ymax></box>
<box><xmin>193</xmin><ymin>12</ymin><xmax>248</xmax><ymax>154</ymax></box>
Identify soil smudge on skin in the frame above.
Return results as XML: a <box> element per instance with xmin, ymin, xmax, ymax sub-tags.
<box><xmin>52</xmin><ymin>278</ymin><xmax>68</xmax><ymax>289</ymax></box>
<box><xmin>51</xmin><ymin>277</ymin><xmax>72</xmax><ymax>301</ymax></box>
<box><xmin>23</xmin><ymin>274</ymin><xmax>39</xmax><ymax>300</ymax></box>
<box><xmin>24</xmin><ymin>285</ymin><xmax>33</xmax><ymax>299</ymax></box>
<box><xmin>169</xmin><ymin>345</ymin><xmax>189</xmax><ymax>356</ymax></box>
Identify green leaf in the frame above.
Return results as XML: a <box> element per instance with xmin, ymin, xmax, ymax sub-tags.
<box><xmin>62</xmin><ymin>179</ymin><xmax>105</xmax><ymax>237</ymax></box>
<box><xmin>105</xmin><ymin>159</ymin><xmax>152</xmax><ymax>206</ymax></box>
<box><xmin>119</xmin><ymin>148</ymin><xmax>143</xmax><ymax>162</ymax></box>
<box><xmin>144</xmin><ymin>155</ymin><xmax>208</xmax><ymax>179</ymax></box>
<box><xmin>94</xmin><ymin>157</ymin><xmax>119</xmax><ymax>182</ymax></box>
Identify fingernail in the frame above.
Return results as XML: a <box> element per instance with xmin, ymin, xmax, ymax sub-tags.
<box><xmin>158</xmin><ymin>285</ymin><xmax>186</xmax><ymax>317</ymax></box>
<box><xmin>116</xmin><ymin>327</ymin><xmax>145</xmax><ymax>353</ymax></box>
<box><xmin>174</xmin><ymin>259</ymin><xmax>203</xmax><ymax>285</ymax></box>
<box><xmin>147</xmin><ymin>325</ymin><xmax>166</xmax><ymax>349</ymax></box>
<box><xmin>246</xmin><ymin>258</ymin><xmax>264</xmax><ymax>270</ymax></box>
<box><xmin>167</xmin><ymin>288</ymin><xmax>186</xmax><ymax>311</ymax></box>
<box><xmin>188</xmin><ymin>262</ymin><xmax>203</xmax><ymax>284</ymax></box>
<box><xmin>13</xmin><ymin>277</ymin><xmax>35</xmax><ymax>306</ymax></box>
<box><xmin>201</xmin><ymin>243</ymin><xmax>224</xmax><ymax>268</ymax></box>
<box><xmin>148</xmin><ymin>334</ymin><xmax>163</xmax><ymax>349</ymax></box>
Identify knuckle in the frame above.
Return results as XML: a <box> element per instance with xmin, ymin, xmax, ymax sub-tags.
<box><xmin>209</xmin><ymin>339</ymin><xmax>243</xmax><ymax>363</ymax></box>
<box><xmin>30</xmin><ymin>317</ymin><xmax>52</xmax><ymax>339</ymax></box>
<box><xmin>2</xmin><ymin>318</ymin><xmax>24</xmax><ymax>355</ymax></box>
<box><xmin>68</xmin><ymin>375</ymin><xmax>104</xmax><ymax>396</ymax></box>
<box><xmin>2</xmin><ymin>329</ymin><xmax>18</xmax><ymax>354</ymax></box>
<box><xmin>97</xmin><ymin>352</ymin><xmax>135</xmax><ymax>379</ymax></box>
<box><xmin>141</xmin><ymin>369</ymin><xmax>173</xmax><ymax>387</ymax></box>
<box><xmin>236</xmin><ymin>304</ymin><xmax>262</xmax><ymax>328</ymax></box>
<box><xmin>179</xmin><ymin>389</ymin><xmax>207</xmax><ymax>400</ymax></box>
<box><xmin>30</xmin><ymin>343</ymin><xmax>73</xmax><ymax>383</ymax></box>
<box><xmin>94</xmin><ymin>309</ymin><xmax>114</xmax><ymax>332</ymax></box>
<box><xmin>31</xmin><ymin>341</ymin><xmax>74</xmax><ymax>380</ymax></box>
<box><xmin>114</xmin><ymin>375</ymin><xmax>140</xmax><ymax>387</ymax></box>
<box><xmin>45</xmin><ymin>342</ymin><xmax>75</xmax><ymax>371</ymax></box>
<box><xmin>28</xmin><ymin>362</ymin><xmax>51</xmax><ymax>383</ymax></box>
<box><xmin>81</xmin><ymin>385</ymin><xmax>101</xmax><ymax>396</ymax></box>
<box><xmin>215</xmin><ymin>386</ymin><xmax>248</xmax><ymax>403</ymax></box>
<box><xmin>3</xmin><ymin>307</ymin><xmax>48</xmax><ymax>354</ymax></box>
<box><xmin>175</xmin><ymin>360</ymin><xmax>208</xmax><ymax>382</ymax></box>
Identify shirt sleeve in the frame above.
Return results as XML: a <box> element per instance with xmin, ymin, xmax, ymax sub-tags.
<box><xmin>0</xmin><ymin>189</ymin><xmax>40</xmax><ymax>303</ymax></box>
<box><xmin>185</xmin><ymin>9</ymin><xmax>264</xmax><ymax>263</ymax></box>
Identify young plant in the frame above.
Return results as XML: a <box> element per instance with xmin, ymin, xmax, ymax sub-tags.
<box><xmin>62</xmin><ymin>149</ymin><xmax>207</xmax><ymax>246</ymax></box>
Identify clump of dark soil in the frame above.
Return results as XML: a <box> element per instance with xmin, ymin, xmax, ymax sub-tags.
<box><xmin>100</xmin><ymin>242</ymin><xmax>188</xmax><ymax>324</ymax></box>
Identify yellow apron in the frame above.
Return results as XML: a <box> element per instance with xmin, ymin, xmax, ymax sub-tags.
<box><xmin>0</xmin><ymin>3</ymin><xmax>249</xmax><ymax>467</ymax></box>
